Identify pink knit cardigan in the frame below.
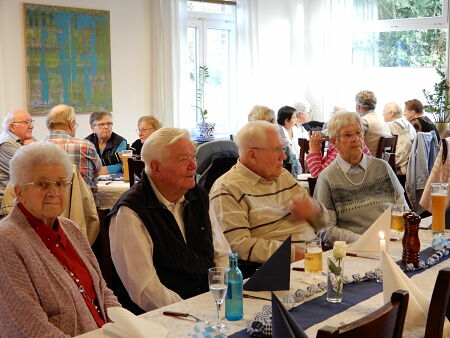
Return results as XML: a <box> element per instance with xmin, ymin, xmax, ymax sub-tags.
<box><xmin>0</xmin><ymin>204</ymin><xmax>120</xmax><ymax>337</ymax></box>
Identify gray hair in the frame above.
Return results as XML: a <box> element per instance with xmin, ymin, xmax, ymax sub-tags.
<box><xmin>2</xmin><ymin>111</ymin><xmax>15</xmax><ymax>131</ymax></box>
<box><xmin>141</xmin><ymin>127</ymin><xmax>191</xmax><ymax>174</ymax></box>
<box><xmin>355</xmin><ymin>90</ymin><xmax>377</xmax><ymax>111</ymax></box>
<box><xmin>236</xmin><ymin>121</ymin><xmax>279</xmax><ymax>156</ymax></box>
<box><xmin>248</xmin><ymin>105</ymin><xmax>276</xmax><ymax>123</ymax></box>
<box><xmin>327</xmin><ymin>111</ymin><xmax>363</xmax><ymax>138</ymax></box>
<box><xmin>137</xmin><ymin>115</ymin><xmax>162</xmax><ymax>130</ymax></box>
<box><xmin>9</xmin><ymin>142</ymin><xmax>73</xmax><ymax>188</ymax></box>
<box><xmin>46</xmin><ymin>104</ymin><xmax>75</xmax><ymax>130</ymax></box>
<box><xmin>292</xmin><ymin>100</ymin><xmax>311</xmax><ymax>114</ymax></box>
<box><xmin>384</xmin><ymin>102</ymin><xmax>403</xmax><ymax>118</ymax></box>
<box><xmin>89</xmin><ymin>112</ymin><xmax>112</xmax><ymax>126</ymax></box>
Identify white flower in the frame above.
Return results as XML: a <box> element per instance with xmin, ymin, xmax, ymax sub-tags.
<box><xmin>333</xmin><ymin>241</ymin><xmax>348</xmax><ymax>259</ymax></box>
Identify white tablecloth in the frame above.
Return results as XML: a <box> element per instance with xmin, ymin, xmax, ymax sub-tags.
<box><xmin>78</xmin><ymin>218</ymin><xmax>446</xmax><ymax>338</ymax></box>
<box><xmin>97</xmin><ymin>181</ymin><xmax>129</xmax><ymax>210</ymax></box>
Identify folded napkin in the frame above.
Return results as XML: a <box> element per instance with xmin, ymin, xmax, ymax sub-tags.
<box><xmin>244</xmin><ymin>236</ymin><xmax>291</xmax><ymax>291</ymax></box>
<box><xmin>271</xmin><ymin>292</ymin><xmax>308</xmax><ymax>338</ymax></box>
<box><xmin>347</xmin><ymin>207</ymin><xmax>391</xmax><ymax>258</ymax></box>
<box><xmin>103</xmin><ymin>307</ymin><xmax>168</xmax><ymax>338</ymax></box>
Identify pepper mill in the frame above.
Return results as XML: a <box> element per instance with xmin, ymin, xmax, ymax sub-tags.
<box><xmin>403</xmin><ymin>212</ymin><xmax>421</xmax><ymax>266</ymax></box>
<box><xmin>402</xmin><ymin>211</ymin><xmax>413</xmax><ymax>263</ymax></box>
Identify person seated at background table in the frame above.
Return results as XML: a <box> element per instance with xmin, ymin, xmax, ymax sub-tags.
<box><xmin>314</xmin><ymin>112</ymin><xmax>406</xmax><ymax>243</ymax></box>
<box><xmin>247</xmin><ymin>105</ymin><xmax>276</xmax><ymax>123</ymax></box>
<box><xmin>292</xmin><ymin>101</ymin><xmax>311</xmax><ymax>139</ymax></box>
<box><xmin>0</xmin><ymin>109</ymin><xmax>35</xmax><ymax>205</ymax></box>
<box><xmin>404</xmin><ymin>99</ymin><xmax>440</xmax><ymax>141</ymax></box>
<box><xmin>355</xmin><ymin>90</ymin><xmax>391</xmax><ymax>155</ymax></box>
<box><xmin>131</xmin><ymin>115</ymin><xmax>162</xmax><ymax>156</ymax></box>
<box><xmin>209</xmin><ymin>121</ymin><xmax>328</xmax><ymax>277</ymax></box>
<box><xmin>278</xmin><ymin>106</ymin><xmax>300</xmax><ymax>175</ymax></box>
<box><xmin>45</xmin><ymin>104</ymin><xmax>102</xmax><ymax>188</ymax></box>
<box><xmin>383</xmin><ymin>102</ymin><xmax>416</xmax><ymax>175</ymax></box>
<box><xmin>107</xmin><ymin>128</ymin><xmax>231</xmax><ymax>313</ymax></box>
<box><xmin>306</xmin><ymin>130</ymin><xmax>372</xmax><ymax>178</ymax></box>
<box><xmin>85</xmin><ymin>112</ymin><xmax>126</xmax><ymax>175</ymax></box>
<box><xmin>0</xmin><ymin>142</ymin><xmax>120</xmax><ymax>337</ymax></box>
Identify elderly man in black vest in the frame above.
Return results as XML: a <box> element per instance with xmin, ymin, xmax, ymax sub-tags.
<box><xmin>106</xmin><ymin>128</ymin><xmax>230</xmax><ymax>314</ymax></box>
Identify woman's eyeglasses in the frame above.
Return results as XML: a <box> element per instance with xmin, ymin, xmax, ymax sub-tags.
<box><xmin>23</xmin><ymin>179</ymin><xmax>72</xmax><ymax>191</ymax></box>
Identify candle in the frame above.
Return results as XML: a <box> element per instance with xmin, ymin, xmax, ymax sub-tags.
<box><xmin>379</xmin><ymin>231</ymin><xmax>386</xmax><ymax>252</ymax></box>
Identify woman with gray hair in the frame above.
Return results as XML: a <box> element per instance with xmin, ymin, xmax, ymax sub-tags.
<box><xmin>0</xmin><ymin>142</ymin><xmax>120</xmax><ymax>336</ymax></box>
<box><xmin>355</xmin><ymin>90</ymin><xmax>391</xmax><ymax>155</ymax></box>
<box><xmin>131</xmin><ymin>115</ymin><xmax>162</xmax><ymax>156</ymax></box>
<box><xmin>314</xmin><ymin>112</ymin><xmax>406</xmax><ymax>244</ymax></box>
<box><xmin>383</xmin><ymin>102</ymin><xmax>416</xmax><ymax>174</ymax></box>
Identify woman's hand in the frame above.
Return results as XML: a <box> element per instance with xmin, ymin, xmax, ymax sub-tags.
<box><xmin>309</xmin><ymin>131</ymin><xmax>324</xmax><ymax>153</ymax></box>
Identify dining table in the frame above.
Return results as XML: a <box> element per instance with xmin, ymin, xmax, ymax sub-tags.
<box><xmin>78</xmin><ymin>217</ymin><xmax>447</xmax><ymax>338</ymax></box>
<box><xmin>97</xmin><ymin>176</ymin><xmax>130</xmax><ymax>210</ymax></box>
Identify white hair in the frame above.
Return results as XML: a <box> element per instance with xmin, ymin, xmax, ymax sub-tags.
<box><xmin>292</xmin><ymin>100</ymin><xmax>311</xmax><ymax>114</ymax></box>
<box><xmin>141</xmin><ymin>127</ymin><xmax>191</xmax><ymax>174</ymax></box>
<box><xmin>9</xmin><ymin>142</ymin><xmax>73</xmax><ymax>188</ymax></box>
<box><xmin>327</xmin><ymin>111</ymin><xmax>363</xmax><ymax>138</ymax></box>
<box><xmin>2</xmin><ymin>111</ymin><xmax>16</xmax><ymax>131</ymax></box>
<box><xmin>384</xmin><ymin>102</ymin><xmax>403</xmax><ymax>118</ymax></box>
<box><xmin>235</xmin><ymin>121</ymin><xmax>279</xmax><ymax>156</ymax></box>
<box><xmin>248</xmin><ymin>105</ymin><xmax>276</xmax><ymax>123</ymax></box>
<box><xmin>46</xmin><ymin>104</ymin><xmax>75</xmax><ymax>130</ymax></box>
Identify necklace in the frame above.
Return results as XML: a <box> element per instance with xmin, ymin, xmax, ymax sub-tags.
<box><xmin>338</xmin><ymin>161</ymin><xmax>368</xmax><ymax>186</ymax></box>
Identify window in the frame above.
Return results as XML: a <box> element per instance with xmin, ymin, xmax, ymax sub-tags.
<box><xmin>184</xmin><ymin>1</ymin><xmax>237</xmax><ymax>137</ymax></box>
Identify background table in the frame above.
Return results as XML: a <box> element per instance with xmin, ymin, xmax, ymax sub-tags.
<box><xmin>97</xmin><ymin>181</ymin><xmax>130</xmax><ymax>210</ymax></box>
<box><xmin>79</xmin><ymin>219</ymin><xmax>445</xmax><ymax>338</ymax></box>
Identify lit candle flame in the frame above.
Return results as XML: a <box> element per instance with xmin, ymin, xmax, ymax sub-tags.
<box><xmin>378</xmin><ymin>231</ymin><xmax>385</xmax><ymax>240</ymax></box>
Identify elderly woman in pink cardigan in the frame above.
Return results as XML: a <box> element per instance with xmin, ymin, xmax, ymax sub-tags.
<box><xmin>0</xmin><ymin>142</ymin><xmax>120</xmax><ymax>337</ymax></box>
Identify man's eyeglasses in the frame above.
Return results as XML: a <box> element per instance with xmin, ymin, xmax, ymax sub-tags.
<box><xmin>95</xmin><ymin>122</ymin><xmax>113</xmax><ymax>128</ymax></box>
<box><xmin>251</xmin><ymin>145</ymin><xmax>287</xmax><ymax>153</ymax></box>
<box><xmin>23</xmin><ymin>179</ymin><xmax>72</xmax><ymax>191</ymax></box>
<box><xmin>12</xmin><ymin>119</ymin><xmax>34</xmax><ymax>126</ymax></box>
<box><xmin>136</xmin><ymin>127</ymin><xmax>155</xmax><ymax>134</ymax></box>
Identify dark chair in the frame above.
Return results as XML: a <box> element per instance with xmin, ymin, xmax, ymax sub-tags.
<box><xmin>424</xmin><ymin>268</ymin><xmax>450</xmax><ymax>338</ymax></box>
<box><xmin>308</xmin><ymin>176</ymin><xmax>317</xmax><ymax>196</ymax></box>
<box><xmin>298</xmin><ymin>138</ymin><xmax>325</xmax><ymax>174</ymax></box>
<box><xmin>127</xmin><ymin>157</ymin><xmax>145</xmax><ymax>188</ymax></box>
<box><xmin>196</xmin><ymin>140</ymin><xmax>239</xmax><ymax>193</ymax></box>
<box><xmin>316</xmin><ymin>290</ymin><xmax>409</xmax><ymax>338</ymax></box>
<box><xmin>376</xmin><ymin>135</ymin><xmax>398</xmax><ymax>172</ymax></box>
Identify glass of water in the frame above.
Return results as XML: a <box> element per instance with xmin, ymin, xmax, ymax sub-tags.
<box><xmin>208</xmin><ymin>267</ymin><xmax>228</xmax><ymax>333</ymax></box>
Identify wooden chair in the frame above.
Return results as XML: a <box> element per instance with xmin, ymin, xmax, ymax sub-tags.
<box><xmin>298</xmin><ymin>138</ymin><xmax>326</xmax><ymax>174</ymax></box>
<box><xmin>127</xmin><ymin>157</ymin><xmax>145</xmax><ymax>188</ymax></box>
<box><xmin>316</xmin><ymin>290</ymin><xmax>409</xmax><ymax>338</ymax></box>
<box><xmin>308</xmin><ymin>176</ymin><xmax>317</xmax><ymax>196</ymax></box>
<box><xmin>424</xmin><ymin>268</ymin><xmax>450</xmax><ymax>338</ymax></box>
<box><xmin>375</xmin><ymin>135</ymin><xmax>398</xmax><ymax>159</ymax></box>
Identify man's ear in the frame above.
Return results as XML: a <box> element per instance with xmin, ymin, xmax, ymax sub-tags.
<box><xmin>150</xmin><ymin>160</ymin><xmax>160</xmax><ymax>176</ymax></box>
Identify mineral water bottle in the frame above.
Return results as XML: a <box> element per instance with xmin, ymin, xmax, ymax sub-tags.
<box><xmin>225</xmin><ymin>253</ymin><xmax>243</xmax><ymax>320</ymax></box>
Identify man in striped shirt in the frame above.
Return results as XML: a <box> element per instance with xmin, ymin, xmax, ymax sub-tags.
<box><xmin>209</xmin><ymin>121</ymin><xmax>328</xmax><ymax>274</ymax></box>
<box><xmin>44</xmin><ymin>105</ymin><xmax>102</xmax><ymax>189</ymax></box>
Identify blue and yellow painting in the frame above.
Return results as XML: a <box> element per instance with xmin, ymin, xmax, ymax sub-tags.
<box><xmin>24</xmin><ymin>3</ymin><xmax>112</xmax><ymax>114</ymax></box>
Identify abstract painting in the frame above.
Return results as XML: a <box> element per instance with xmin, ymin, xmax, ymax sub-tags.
<box><xmin>24</xmin><ymin>3</ymin><xmax>112</xmax><ymax>114</ymax></box>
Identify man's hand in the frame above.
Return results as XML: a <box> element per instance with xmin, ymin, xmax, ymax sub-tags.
<box><xmin>289</xmin><ymin>195</ymin><xmax>321</xmax><ymax>221</ymax></box>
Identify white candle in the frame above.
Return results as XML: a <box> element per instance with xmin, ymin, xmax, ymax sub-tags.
<box><xmin>379</xmin><ymin>231</ymin><xmax>386</xmax><ymax>252</ymax></box>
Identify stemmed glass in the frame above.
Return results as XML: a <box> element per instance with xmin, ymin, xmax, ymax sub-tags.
<box><xmin>208</xmin><ymin>267</ymin><xmax>228</xmax><ymax>333</ymax></box>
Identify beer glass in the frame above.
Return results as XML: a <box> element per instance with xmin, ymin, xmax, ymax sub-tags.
<box><xmin>121</xmin><ymin>149</ymin><xmax>133</xmax><ymax>181</ymax></box>
<box><xmin>431</xmin><ymin>183</ymin><xmax>448</xmax><ymax>235</ymax></box>
<box><xmin>391</xmin><ymin>204</ymin><xmax>407</xmax><ymax>240</ymax></box>
<box><xmin>304</xmin><ymin>238</ymin><xmax>323</xmax><ymax>283</ymax></box>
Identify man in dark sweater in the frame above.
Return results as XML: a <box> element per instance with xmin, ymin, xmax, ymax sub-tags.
<box><xmin>106</xmin><ymin>128</ymin><xmax>230</xmax><ymax>313</ymax></box>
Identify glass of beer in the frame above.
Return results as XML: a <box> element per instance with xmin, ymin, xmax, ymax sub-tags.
<box><xmin>391</xmin><ymin>204</ymin><xmax>407</xmax><ymax>240</ymax></box>
<box><xmin>431</xmin><ymin>183</ymin><xmax>448</xmax><ymax>235</ymax></box>
<box><xmin>121</xmin><ymin>149</ymin><xmax>133</xmax><ymax>182</ymax></box>
<box><xmin>304</xmin><ymin>238</ymin><xmax>323</xmax><ymax>283</ymax></box>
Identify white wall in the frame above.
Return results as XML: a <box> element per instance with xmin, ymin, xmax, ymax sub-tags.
<box><xmin>0</xmin><ymin>0</ymin><xmax>152</xmax><ymax>143</ymax></box>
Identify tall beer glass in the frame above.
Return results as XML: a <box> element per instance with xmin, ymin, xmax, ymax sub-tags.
<box><xmin>431</xmin><ymin>183</ymin><xmax>448</xmax><ymax>235</ymax></box>
<box><xmin>305</xmin><ymin>237</ymin><xmax>323</xmax><ymax>275</ymax></box>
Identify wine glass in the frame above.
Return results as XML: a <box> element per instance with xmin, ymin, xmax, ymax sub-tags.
<box><xmin>208</xmin><ymin>267</ymin><xmax>228</xmax><ymax>333</ymax></box>
<box><xmin>304</xmin><ymin>237</ymin><xmax>324</xmax><ymax>284</ymax></box>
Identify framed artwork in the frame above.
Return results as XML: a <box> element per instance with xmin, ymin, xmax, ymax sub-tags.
<box><xmin>24</xmin><ymin>3</ymin><xmax>112</xmax><ymax>114</ymax></box>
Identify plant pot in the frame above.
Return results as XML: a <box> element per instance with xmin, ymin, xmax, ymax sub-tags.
<box><xmin>196</xmin><ymin>122</ymin><xmax>216</xmax><ymax>142</ymax></box>
<box><xmin>434</xmin><ymin>122</ymin><xmax>450</xmax><ymax>134</ymax></box>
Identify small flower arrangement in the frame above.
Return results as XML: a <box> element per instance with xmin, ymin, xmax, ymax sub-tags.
<box><xmin>327</xmin><ymin>241</ymin><xmax>348</xmax><ymax>302</ymax></box>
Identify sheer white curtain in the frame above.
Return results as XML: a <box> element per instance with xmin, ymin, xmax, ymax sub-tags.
<box><xmin>149</xmin><ymin>0</ymin><xmax>187</xmax><ymax>127</ymax></box>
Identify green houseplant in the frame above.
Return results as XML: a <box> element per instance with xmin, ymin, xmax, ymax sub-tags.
<box><xmin>422</xmin><ymin>68</ymin><xmax>450</xmax><ymax>133</ymax></box>
<box><xmin>195</xmin><ymin>65</ymin><xmax>215</xmax><ymax>142</ymax></box>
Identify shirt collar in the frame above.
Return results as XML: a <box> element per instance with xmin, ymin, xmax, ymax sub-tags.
<box><xmin>336</xmin><ymin>153</ymin><xmax>368</xmax><ymax>173</ymax></box>
<box><xmin>359</xmin><ymin>110</ymin><xmax>374</xmax><ymax>118</ymax></box>
<box><xmin>148</xmin><ymin>176</ymin><xmax>185</xmax><ymax>209</ymax></box>
<box><xmin>235</xmin><ymin>160</ymin><xmax>278</xmax><ymax>185</ymax></box>
<box><xmin>49</xmin><ymin>130</ymin><xmax>70</xmax><ymax>137</ymax></box>
<box><xmin>6</xmin><ymin>130</ymin><xmax>22</xmax><ymax>143</ymax></box>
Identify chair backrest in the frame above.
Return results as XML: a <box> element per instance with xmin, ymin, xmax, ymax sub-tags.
<box><xmin>127</xmin><ymin>157</ymin><xmax>145</xmax><ymax>188</ymax></box>
<box><xmin>442</xmin><ymin>138</ymin><xmax>448</xmax><ymax>164</ymax></box>
<box><xmin>308</xmin><ymin>176</ymin><xmax>317</xmax><ymax>196</ymax></box>
<box><xmin>196</xmin><ymin>140</ymin><xmax>239</xmax><ymax>193</ymax></box>
<box><xmin>376</xmin><ymin>135</ymin><xmax>398</xmax><ymax>159</ymax></box>
<box><xmin>424</xmin><ymin>268</ymin><xmax>450</xmax><ymax>338</ymax></box>
<box><xmin>298</xmin><ymin>138</ymin><xmax>310</xmax><ymax>173</ymax></box>
<box><xmin>316</xmin><ymin>290</ymin><xmax>409</xmax><ymax>338</ymax></box>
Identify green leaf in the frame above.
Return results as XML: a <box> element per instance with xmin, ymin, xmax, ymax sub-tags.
<box><xmin>328</xmin><ymin>258</ymin><xmax>342</xmax><ymax>276</ymax></box>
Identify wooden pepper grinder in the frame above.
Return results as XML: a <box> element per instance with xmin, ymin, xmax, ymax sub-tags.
<box><xmin>403</xmin><ymin>212</ymin><xmax>421</xmax><ymax>266</ymax></box>
<box><xmin>402</xmin><ymin>211</ymin><xmax>413</xmax><ymax>263</ymax></box>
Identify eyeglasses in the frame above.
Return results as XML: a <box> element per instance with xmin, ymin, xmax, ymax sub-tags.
<box><xmin>12</xmin><ymin>119</ymin><xmax>34</xmax><ymax>126</ymax></box>
<box><xmin>251</xmin><ymin>145</ymin><xmax>287</xmax><ymax>153</ymax></box>
<box><xmin>95</xmin><ymin>122</ymin><xmax>113</xmax><ymax>128</ymax></box>
<box><xmin>337</xmin><ymin>130</ymin><xmax>363</xmax><ymax>140</ymax></box>
<box><xmin>23</xmin><ymin>179</ymin><xmax>72</xmax><ymax>191</ymax></box>
<box><xmin>136</xmin><ymin>127</ymin><xmax>154</xmax><ymax>134</ymax></box>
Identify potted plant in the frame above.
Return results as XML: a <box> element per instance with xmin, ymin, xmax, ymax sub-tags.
<box><xmin>422</xmin><ymin>68</ymin><xmax>450</xmax><ymax>133</ymax></box>
<box><xmin>195</xmin><ymin>65</ymin><xmax>215</xmax><ymax>142</ymax></box>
